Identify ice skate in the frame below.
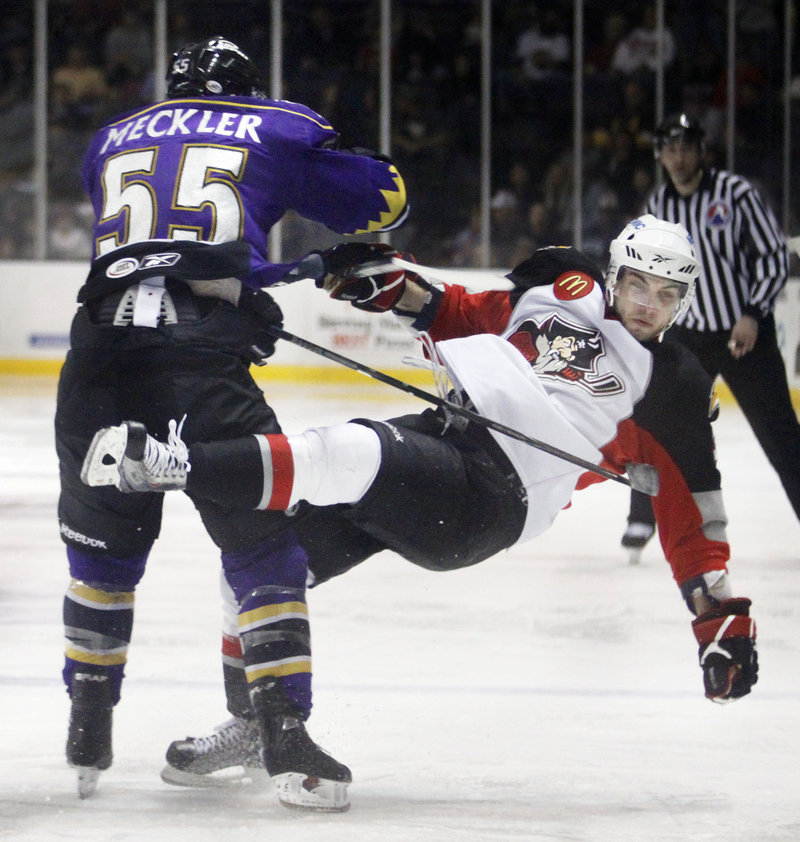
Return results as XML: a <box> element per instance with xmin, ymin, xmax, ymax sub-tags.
<box><xmin>621</xmin><ymin>520</ymin><xmax>655</xmax><ymax>565</ymax></box>
<box><xmin>161</xmin><ymin>716</ymin><xmax>266</xmax><ymax>787</ymax></box>
<box><xmin>66</xmin><ymin>673</ymin><xmax>113</xmax><ymax>798</ymax></box>
<box><xmin>250</xmin><ymin>679</ymin><xmax>351</xmax><ymax>812</ymax></box>
<box><xmin>81</xmin><ymin>417</ymin><xmax>190</xmax><ymax>492</ymax></box>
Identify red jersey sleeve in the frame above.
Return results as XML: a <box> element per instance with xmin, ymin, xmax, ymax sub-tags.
<box><xmin>427</xmin><ymin>286</ymin><xmax>514</xmax><ymax>341</ymax></box>
<box><xmin>577</xmin><ymin>339</ymin><xmax>728</xmax><ymax>589</ymax></box>
<box><xmin>598</xmin><ymin>419</ymin><xmax>729</xmax><ymax>586</ymax></box>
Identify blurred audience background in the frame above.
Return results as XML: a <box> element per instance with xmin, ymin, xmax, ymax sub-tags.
<box><xmin>0</xmin><ymin>0</ymin><xmax>796</xmax><ymax>267</ymax></box>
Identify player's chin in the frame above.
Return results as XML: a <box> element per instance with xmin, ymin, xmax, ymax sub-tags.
<box><xmin>626</xmin><ymin>321</ymin><xmax>659</xmax><ymax>342</ymax></box>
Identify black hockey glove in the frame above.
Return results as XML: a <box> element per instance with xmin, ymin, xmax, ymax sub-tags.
<box><xmin>691</xmin><ymin>598</ymin><xmax>758</xmax><ymax>703</ymax></box>
<box><xmin>314</xmin><ymin>242</ymin><xmax>416</xmax><ymax>312</ymax></box>
<box><xmin>237</xmin><ymin>287</ymin><xmax>284</xmax><ymax>363</ymax></box>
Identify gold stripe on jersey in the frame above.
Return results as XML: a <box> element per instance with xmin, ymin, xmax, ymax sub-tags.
<box><xmin>105</xmin><ymin>98</ymin><xmax>334</xmax><ymax>131</ymax></box>
<box><xmin>352</xmin><ymin>166</ymin><xmax>408</xmax><ymax>233</ymax></box>
<box><xmin>238</xmin><ymin>600</ymin><xmax>309</xmax><ymax>633</ymax></box>
<box><xmin>64</xmin><ymin>646</ymin><xmax>128</xmax><ymax>667</ymax></box>
<box><xmin>67</xmin><ymin>579</ymin><xmax>135</xmax><ymax>608</ymax></box>
<box><xmin>245</xmin><ymin>656</ymin><xmax>312</xmax><ymax>683</ymax></box>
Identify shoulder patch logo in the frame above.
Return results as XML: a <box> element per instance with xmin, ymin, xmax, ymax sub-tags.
<box><xmin>706</xmin><ymin>200</ymin><xmax>732</xmax><ymax>229</ymax></box>
<box><xmin>553</xmin><ymin>271</ymin><xmax>594</xmax><ymax>300</ymax></box>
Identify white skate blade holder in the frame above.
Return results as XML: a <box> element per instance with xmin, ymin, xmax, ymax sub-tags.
<box><xmin>273</xmin><ymin>772</ymin><xmax>350</xmax><ymax>812</ymax></box>
<box><xmin>160</xmin><ymin>764</ymin><xmax>269</xmax><ymax>789</ymax></box>
<box><xmin>80</xmin><ymin>425</ymin><xmax>129</xmax><ymax>488</ymax></box>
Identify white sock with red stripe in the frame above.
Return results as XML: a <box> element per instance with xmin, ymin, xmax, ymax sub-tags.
<box><xmin>252</xmin><ymin>423</ymin><xmax>381</xmax><ymax>510</ymax></box>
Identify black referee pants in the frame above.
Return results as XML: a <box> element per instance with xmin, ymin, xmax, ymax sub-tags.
<box><xmin>629</xmin><ymin>314</ymin><xmax>800</xmax><ymax>525</ymax></box>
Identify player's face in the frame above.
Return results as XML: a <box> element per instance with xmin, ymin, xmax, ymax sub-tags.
<box><xmin>615</xmin><ymin>269</ymin><xmax>684</xmax><ymax>341</ymax></box>
<box><xmin>658</xmin><ymin>138</ymin><xmax>702</xmax><ymax>189</ymax></box>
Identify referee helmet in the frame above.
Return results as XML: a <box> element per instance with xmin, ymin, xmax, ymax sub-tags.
<box><xmin>653</xmin><ymin>112</ymin><xmax>705</xmax><ymax>158</ymax></box>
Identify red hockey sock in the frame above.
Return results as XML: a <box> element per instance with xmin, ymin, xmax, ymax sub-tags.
<box><xmin>253</xmin><ymin>433</ymin><xmax>295</xmax><ymax>509</ymax></box>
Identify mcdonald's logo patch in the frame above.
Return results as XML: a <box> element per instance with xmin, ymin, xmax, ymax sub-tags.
<box><xmin>553</xmin><ymin>271</ymin><xmax>594</xmax><ymax>300</ymax></box>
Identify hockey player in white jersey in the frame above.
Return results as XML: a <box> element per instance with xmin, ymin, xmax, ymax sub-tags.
<box><xmin>82</xmin><ymin>215</ymin><xmax>758</xmax><ymax>792</ymax></box>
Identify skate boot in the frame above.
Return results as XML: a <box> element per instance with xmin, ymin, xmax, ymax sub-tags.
<box><xmin>81</xmin><ymin>417</ymin><xmax>190</xmax><ymax>492</ymax></box>
<box><xmin>66</xmin><ymin>673</ymin><xmax>113</xmax><ymax>798</ymax></box>
<box><xmin>161</xmin><ymin>716</ymin><xmax>266</xmax><ymax>787</ymax></box>
<box><xmin>621</xmin><ymin>520</ymin><xmax>655</xmax><ymax>565</ymax></box>
<box><xmin>250</xmin><ymin>678</ymin><xmax>351</xmax><ymax>812</ymax></box>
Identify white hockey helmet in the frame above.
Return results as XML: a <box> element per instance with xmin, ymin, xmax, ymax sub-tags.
<box><xmin>606</xmin><ymin>214</ymin><xmax>698</xmax><ymax>332</ymax></box>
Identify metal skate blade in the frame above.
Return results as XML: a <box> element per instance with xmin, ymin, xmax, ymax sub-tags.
<box><xmin>627</xmin><ymin>547</ymin><xmax>643</xmax><ymax>565</ymax></box>
<box><xmin>80</xmin><ymin>426</ymin><xmax>128</xmax><ymax>488</ymax></box>
<box><xmin>75</xmin><ymin>766</ymin><xmax>101</xmax><ymax>798</ymax></box>
<box><xmin>272</xmin><ymin>772</ymin><xmax>350</xmax><ymax>812</ymax></box>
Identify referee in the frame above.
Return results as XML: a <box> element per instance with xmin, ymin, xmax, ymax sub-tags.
<box><xmin>622</xmin><ymin>112</ymin><xmax>800</xmax><ymax>560</ymax></box>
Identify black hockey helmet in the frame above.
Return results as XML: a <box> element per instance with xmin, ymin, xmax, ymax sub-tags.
<box><xmin>653</xmin><ymin>112</ymin><xmax>705</xmax><ymax>157</ymax></box>
<box><xmin>166</xmin><ymin>36</ymin><xmax>266</xmax><ymax>98</ymax></box>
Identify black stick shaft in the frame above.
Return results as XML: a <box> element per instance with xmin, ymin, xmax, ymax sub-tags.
<box><xmin>266</xmin><ymin>325</ymin><xmax>634</xmax><ymax>489</ymax></box>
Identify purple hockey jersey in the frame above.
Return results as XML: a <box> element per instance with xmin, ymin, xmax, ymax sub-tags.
<box><xmin>81</xmin><ymin>96</ymin><xmax>408</xmax><ymax>287</ymax></box>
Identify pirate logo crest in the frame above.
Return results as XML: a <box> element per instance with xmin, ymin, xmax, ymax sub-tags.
<box><xmin>507</xmin><ymin>313</ymin><xmax>624</xmax><ymax>394</ymax></box>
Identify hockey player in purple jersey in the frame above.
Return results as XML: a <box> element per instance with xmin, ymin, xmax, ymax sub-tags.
<box><xmin>56</xmin><ymin>36</ymin><xmax>408</xmax><ymax>810</ymax></box>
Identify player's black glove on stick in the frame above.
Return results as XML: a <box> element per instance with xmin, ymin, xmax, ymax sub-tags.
<box><xmin>692</xmin><ymin>598</ymin><xmax>758</xmax><ymax>703</ymax></box>
<box><xmin>314</xmin><ymin>242</ymin><xmax>419</xmax><ymax>312</ymax></box>
<box><xmin>237</xmin><ymin>287</ymin><xmax>284</xmax><ymax>362</ymax></box>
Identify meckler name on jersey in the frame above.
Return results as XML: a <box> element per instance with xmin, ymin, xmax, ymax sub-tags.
<box><xmin>98</xmin><ymin>102</ymin><xmax>268</xmax><ymax>154</ymax></box>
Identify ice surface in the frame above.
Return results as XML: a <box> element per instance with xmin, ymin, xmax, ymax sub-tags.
<box><xmin>1</xmin><ymin>375</ymin><xmax>798</xmax><ymax>841</ymax></box>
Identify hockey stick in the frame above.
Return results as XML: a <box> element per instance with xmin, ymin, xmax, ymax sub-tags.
<box><xmin>388</xmin><ymin>255</ymin><xmax>514</xmax><ymax>290</ymax></box>
<box><xmin>285</xmin><ymin>253</ymin><xmax>514</xmax><ymax>291</ymax></box>
<box><xmin>265</xmin><ymin>325</ymin><xmax>659</xmax><ymax>495</ymax></box>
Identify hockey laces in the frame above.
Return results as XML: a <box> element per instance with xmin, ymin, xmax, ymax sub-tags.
<box><xmin>143</xmin><ymin>415</ymin><xmax>191</xmax><ymax>477</ymax></box>
<box><xmin>192</xmin><ymin>718</ymin><xmax>254</xmax><ymax>756</ymax></box>
<box><xmin>402</xmin><ymin>332</ymin><xmax>467</xmax><ymax>432</ymax></box>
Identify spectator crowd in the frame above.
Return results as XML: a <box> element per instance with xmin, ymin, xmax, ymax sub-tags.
<box><xmin>0</xmin><ymin>0</ymin><xmax>792</xmax><ymax>266</ymax></box>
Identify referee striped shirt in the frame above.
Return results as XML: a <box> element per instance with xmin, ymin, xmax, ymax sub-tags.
<box><xmin>645</xmin><ymin>168</ymin><xmax>788</xmax><ymax>332</ymax></box>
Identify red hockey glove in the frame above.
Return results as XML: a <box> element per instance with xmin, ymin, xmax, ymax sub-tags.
<box><xmin>691</xmin><ymin>598</ymin><xmax>758</xmax><ymax>703</ymax></box>
<box><xmin>315</xmin><ymin>242</ymin><xmax>415</xmax><ymax>312</ymax></box>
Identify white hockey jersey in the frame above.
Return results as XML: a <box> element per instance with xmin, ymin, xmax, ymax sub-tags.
<box><xmin>434</xmin><ymin>275</ymin><xmax>652</xmax><ymax>543</ymax></box>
